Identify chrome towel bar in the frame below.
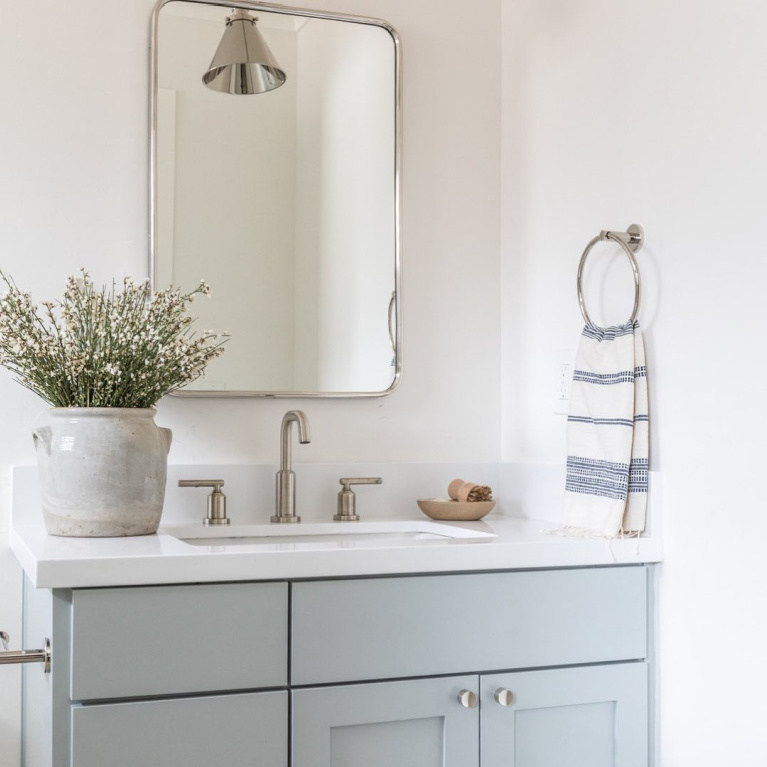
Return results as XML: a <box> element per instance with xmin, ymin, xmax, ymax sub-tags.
<box><xmin>576</xmin><ymin>223</ymin><xmax>644</xmax><ymax>325</ymax></box>
<box><xmin>0</xmin><ymin>631</ymin><xmax>51</xmax><ymax>673</ymax></box>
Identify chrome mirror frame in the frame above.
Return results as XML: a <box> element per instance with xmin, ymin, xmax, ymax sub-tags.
<box><xmin>149</xmin><ymin>0</ymin><xmax>402</xmax><ymax>398</ymax></box>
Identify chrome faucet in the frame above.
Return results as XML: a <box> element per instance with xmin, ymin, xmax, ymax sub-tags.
<box><xmin>272</xmin><ymin>410</ymin><xmax>311</xmax><ymax>523</ymax></box>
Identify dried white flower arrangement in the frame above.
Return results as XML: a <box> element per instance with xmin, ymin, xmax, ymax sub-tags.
<box><xmin>0</xmin><ymin>269</ymin><xmax>227</xmax><ymax>408</ymax></box>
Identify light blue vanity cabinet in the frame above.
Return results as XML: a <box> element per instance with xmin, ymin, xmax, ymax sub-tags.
<box><xmin>21</xmin><ymin>566</ymin><xmax>652</xmax><ymax>767</ymax></box>
<box><xmin>289</xmin><ymin>566</ymin><xmax>651</xmax><ymax>767</ymax></box>
<box><xmin>21</xmin><ymin>581</ymin><xmax>289</xmax><ymax>767</ymax></box>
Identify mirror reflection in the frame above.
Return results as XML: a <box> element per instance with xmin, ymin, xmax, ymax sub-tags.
<box><xmin>151</xmin><ymin>0</ymin><xmax>400</xmax><ymax>396</ymax></box>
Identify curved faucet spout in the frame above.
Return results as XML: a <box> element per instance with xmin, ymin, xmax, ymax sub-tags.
<box><xmin>273</xmin><ymin>410</ymin><xmax>311</xmax><ymax>524</ymax></box>
<box><xmin>280</xmin><ymin>410</ymin><xmax>311</xmax><ymax>470</ymax></box>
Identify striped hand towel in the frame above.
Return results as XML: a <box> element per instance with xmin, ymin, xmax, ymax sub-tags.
<box><xmin>563</xmin><ymin>321</ymin><xmax>649</xmax><ymax>537</ymax></box>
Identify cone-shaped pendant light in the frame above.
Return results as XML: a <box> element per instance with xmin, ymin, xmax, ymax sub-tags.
<box><xmin>203</xmin><ymin>9</ymin><xmax>286</xmax><ymax>95</ymax></box>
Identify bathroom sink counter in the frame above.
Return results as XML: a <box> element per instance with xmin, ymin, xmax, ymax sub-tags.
<box><xmin>11</xmin><ymin>514</ymin><xmax>661</xmax><ymax>589</ymax></box>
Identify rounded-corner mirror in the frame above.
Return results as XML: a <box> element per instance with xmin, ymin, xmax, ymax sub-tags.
<box><xmin>150</xmin><ymin>0</ymin><xmax>401</xmax><ymax>397</ymax></box>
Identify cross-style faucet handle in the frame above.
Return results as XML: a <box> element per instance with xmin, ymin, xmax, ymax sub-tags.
<box><xmin>335</xmin><ymin>477</ymin><xmax>383</xmax><ymax>522</ymax></box>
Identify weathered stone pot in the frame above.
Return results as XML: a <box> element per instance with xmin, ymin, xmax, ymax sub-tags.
<box><xmin>33</xmin><ymin>408</ymin><xmax>172</xmax><ymax>537</ymax></box>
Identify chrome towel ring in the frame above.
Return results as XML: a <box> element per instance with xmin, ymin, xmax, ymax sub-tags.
<box><xmin>576</xmin><ymin>224</ymin><xmax>644</xmax><ymax>325</ymax></box>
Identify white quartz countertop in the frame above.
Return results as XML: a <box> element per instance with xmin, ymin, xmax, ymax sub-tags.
<box><xmin>11</xmin><ymin>515</ymin><xmax>662</xmax><ymax>589</ymax></box>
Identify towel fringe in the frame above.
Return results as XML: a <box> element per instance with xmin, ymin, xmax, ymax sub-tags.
<box><xmin>545</xmin><ymin>525</ymin><xmax>643</xmax><ymax>541</ymax></box>
<box><xmin>545</xmin><ymin>526</ymin><xmax>613</xmax><ymax>540</ymax></box>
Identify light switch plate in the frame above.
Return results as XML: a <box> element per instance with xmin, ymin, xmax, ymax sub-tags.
<box><xmin>554</xmin><ymin>349</ymin><xmax>575</xmax><ymax>415</ymax></box>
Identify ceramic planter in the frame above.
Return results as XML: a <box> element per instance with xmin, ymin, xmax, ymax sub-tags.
<box><xmin>33</xmin><ymin>408</ymin><xmax>172</xmax><ymax>537</ymax></box>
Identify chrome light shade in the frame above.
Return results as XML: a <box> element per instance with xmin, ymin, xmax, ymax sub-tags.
<box><xmin>202</xmin><ymin>9</ymin><xmax>286</xmax><ymax>95</ymax></box>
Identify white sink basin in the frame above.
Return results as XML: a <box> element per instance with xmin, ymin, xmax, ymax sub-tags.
<box><xmin>163</xmin><ymin>520</ymin><xmax>496</xmax><ymax>550</ymax></box>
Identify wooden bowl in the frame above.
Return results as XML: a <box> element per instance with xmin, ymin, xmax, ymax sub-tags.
<box><xmin>417</xmin><ymin>499</ymin><xmax>496</xmax><ymax>521</ymax></box>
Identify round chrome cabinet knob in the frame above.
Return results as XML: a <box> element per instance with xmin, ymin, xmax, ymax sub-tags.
<box><xmin>457</xmin><ymin>689</ymin><xmax>478</xmax><ymax>708</ymax></box>
<box><xmin>494</xmin><ymin>688</ymin><xmax>514</xmax><ymax>706</ymax></box>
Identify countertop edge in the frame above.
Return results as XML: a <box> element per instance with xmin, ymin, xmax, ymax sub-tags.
<box><xmin>10</xmin><ymin>517</ymin><xmax>662</xmax><ymax>589</ymax></box>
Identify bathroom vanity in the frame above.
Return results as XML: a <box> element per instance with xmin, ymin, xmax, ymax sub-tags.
<box><xmin>11</xmin><ymin>509</ymin><xmax>659</xmax><ymax>767</ymax></box>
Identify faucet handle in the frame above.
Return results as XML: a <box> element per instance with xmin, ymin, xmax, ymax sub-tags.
<box><xmin>339</xmin><ymin>477</ymin><xmax>383</xmax><ymax>489</ymax></box>
<box><xmin>178</xmin><ymin>480</ymin><xmax>229</xmax><ymax>526</ymax></box>
<box><xmin>335</xmin><ymin>477</ymin><xmax>383</xmax><ymax>522</ymax></box>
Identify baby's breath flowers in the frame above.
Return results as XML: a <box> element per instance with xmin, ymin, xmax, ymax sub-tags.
<box><xmin>0</xmin><ymin>269</ymin><xmax>227</xmax><ymax>408</ymax></box>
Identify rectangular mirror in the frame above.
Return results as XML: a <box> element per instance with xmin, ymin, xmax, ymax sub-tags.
<box><xmin>150</xmin><ymin>0</ymin><xmax>400</xmax><ymax>396</ymax></box>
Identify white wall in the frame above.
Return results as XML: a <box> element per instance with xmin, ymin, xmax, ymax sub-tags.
<box><xmin>501</xmin><ymin>1</ymin><xmax>767</xmax><ymax>763</ymax></box>
<box><xmin>0</xmin><ymin>0</ymin><xmax>501</xmax><ymax>762</ymax></box>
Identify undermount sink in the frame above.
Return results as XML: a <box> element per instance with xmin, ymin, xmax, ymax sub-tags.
<box><xmin>163</xmin><ymin>520</ymin><xmax>496</xmax><ymax>550</ymax></box>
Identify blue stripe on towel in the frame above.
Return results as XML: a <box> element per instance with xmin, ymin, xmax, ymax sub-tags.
<box><xmin>567</xmin><ymin>416</ymin><xmax>634</xmax><ymax>427</ymax></box>
<box><xmin>566</xmin><ymin>456</ymin><xmax>629</xmax><ymax>501</ymax></box>
<box><xmin>629</xmin><ymin>458</ymin><xmax>649</xmax><ymax>493</ymax></box>
<box><xmin>573</xmin><ymin>369</ymin><xmax>635</xmax><ymax>385</ymax></box>
<box><xmin>582</xmin><ymin>322</ymin><xmax>637</xmax><ymax>341</ymax></box>
<box><xmin>635</xmin><ymin>365</ymin><xmax>647</xmax><ymax>378</ymax></box>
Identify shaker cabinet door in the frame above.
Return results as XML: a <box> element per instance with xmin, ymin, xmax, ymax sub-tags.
<box><xmin>293</xmin><ymin>675</ymin><xmax>479</xmax><ymax>767</ymax></box>
<box><xmin>71</xmin><ymin>690</ymin><xmax>288</xmax><ymax>767</ymax></box>
<box><xmin>481</xmin><ymin>663</ymin><xmax>648</xmax><ymax>767</ymax></box>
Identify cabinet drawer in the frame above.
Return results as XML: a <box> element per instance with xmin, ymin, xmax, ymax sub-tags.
<box><xmin>291</xmin><ymin>567</ymin><xmax>647</xmax><ymax>685</ymax></box>
<box><xmin>70</xmin><ymin>582</ymin><xmax>287</xmax><ymax>700</ymax></box>
<box><xmin>71</xmin><ymin>690</ymin><xmax>287</xmax><ymax>767</ymax></box>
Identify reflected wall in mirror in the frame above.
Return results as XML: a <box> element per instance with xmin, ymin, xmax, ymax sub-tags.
<box><xmin>151</xmin><ymin>0</ymin><xmax>400</xmax><ymax>396</ymax></box>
